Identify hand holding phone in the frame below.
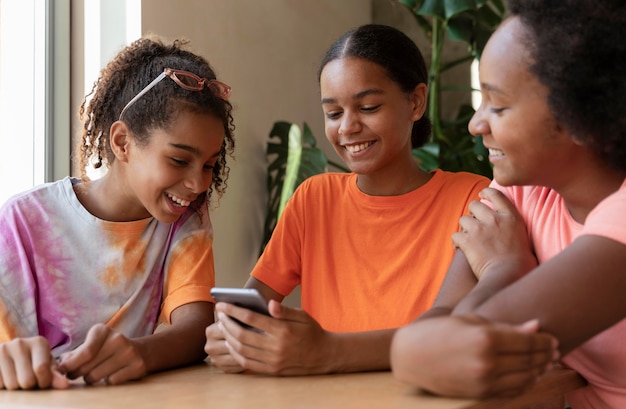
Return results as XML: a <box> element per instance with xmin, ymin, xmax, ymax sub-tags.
<box><xmin>210</xmin><ymin>287</ymin><xmax>270</xmax><ymax>330</ymax></box>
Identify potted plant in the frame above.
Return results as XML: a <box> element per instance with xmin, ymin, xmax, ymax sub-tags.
<box><xmin>402</xmin><ymin>0</ymin><xmax>504</xmax><ymax>175</ymax></box>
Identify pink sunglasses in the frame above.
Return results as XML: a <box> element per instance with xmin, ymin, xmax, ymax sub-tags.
<box><xmin>119</xmin><ymin>67</ymin><xmax>231</xmax><ymax>120</ymax></box>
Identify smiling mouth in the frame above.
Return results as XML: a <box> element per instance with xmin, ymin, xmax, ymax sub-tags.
<box><xmin>488</xmin><ymin>148</ymin><xmax>505</xmax><ymax>157</ymax></box>
<box><xmin>344</xmin><ymin>141</ymin><xmax>374</xmax><ymax>154</ymax></box>
<box><xmin>166</xmin><ymin>192</ymin><xmax>191</xmax><ymax>207</ymax></box>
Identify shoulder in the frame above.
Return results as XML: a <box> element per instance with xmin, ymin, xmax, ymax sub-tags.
<box><xmin>295</xmin><ymin>172</ymin><xmax>355</xmax><ymax>195</ymax></box>
<box><xmin>429</xmin><ymin>170</ymin><xmax>490</xmax><ymax>199</ymax></box>
<box><xmin>490</xmin><ymin>182</ymin><xmax>560</xmax><ymax>208</ymax></box>
<box><xmin>583</xmin><ymin>178</ymin><xmax>626</xmax><ymax>242</ymax></box>
<box><xmin>434</xmin><ymin>169</ymin><xmax>490</xmax><ymax>188</ymax></box>
<box><xmin>1</xmin><ymin>178</ymin><xmax>69</xmax><ymax>213</ymax></box>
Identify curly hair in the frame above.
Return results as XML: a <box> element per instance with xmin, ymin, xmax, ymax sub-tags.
<box><xmin>318</xmin><ymin>24</ymin><xmax>432</xmax><ymax>149</ymax></box>
<box><xmin>508</xmin><ymin>0</ymin><xmax>626</xmax><ymax>173</ymax></box>
<box><xmin>77</xmin><ymin>35</ymin><xmax>235</xmax><ymax>204</ymax></box>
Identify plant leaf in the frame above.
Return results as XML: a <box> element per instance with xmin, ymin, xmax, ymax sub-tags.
<box><xmin>446</xmin><ymin>13</ymin><xmax>474</xmax><ymax>42</ymax></box>
<box><xmin>413</xmin><ymin>142</ymin><xmax>440</xmax><ymax>171</ymax></box>
<box><xmin>278</xmin><ymin>124</ymin><xmax>303</xmax><ymax>218</ymax></box>
<box><xmin>398</xmin><ymin>0</ymin><xmax>419</xmax><ymax>9</ymax></box>
<box><xmin>417</xmin><ymin>0</ymin><xmax>445</xmax><ymax>19</ymax></box>
<box><xmin>443</xmin><ymin>0</ymin><xmax>477</xmax><ymax>19</ymax></box>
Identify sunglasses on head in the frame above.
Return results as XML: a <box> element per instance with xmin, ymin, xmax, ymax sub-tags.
<box><xmin>119</xmin><ymin>67</ymin><xmax>231</xmax><ymax>120</ymax></box>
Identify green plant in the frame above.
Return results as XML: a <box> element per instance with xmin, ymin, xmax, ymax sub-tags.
<box><xmin>260</xmin><ymin>121</ymin><xmax>348</xmax><ymax>255</ymax></box>
<box><xmin>401</xmin><ymin>0</ymin><xmax>505</xmax><ymax>176</ymax></box>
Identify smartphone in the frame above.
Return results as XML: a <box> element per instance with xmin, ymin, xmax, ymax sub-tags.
<box><xmin>210</xmin><ymin>287</ymin><xmax>270</xmax><ymax>329</ymax></box>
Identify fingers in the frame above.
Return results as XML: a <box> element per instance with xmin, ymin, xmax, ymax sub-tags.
<box><xmin>0</xmin><ymin>344</ymin><xmax>19</xmax><ymax>390</ymax></box>
<box><xmin>59</xmin><ymin>324</ymin><xmax>146</xmax><ymax>385</ymax></box>
<box><xmin>50</xmin><ymin>368</ymin><xmax>70</xmax><ymax>389</ymax></box>
<box><xmin>216</xmin><ymin>311</ymin><xmax>302</xmax><ymax>375</ymax></box>
<box><xmin>515</xmin><ymin>318</ymin><xmax>540</xmax><ymax>333</ymax></box>
<box><xmin>467</xmin><ymin>199</ymin><xmax>497</xmax><ymax>222</ymax></box>
<box><xmin>0</xmin><ymin>337</ymin><xmax>58</xmax><ymax>390</ymax></box>
<box><xmin>392</xmin><ymin>315</ymin><xmax>559</xmax><ymax>399</ymax></box>
<box><xmin>215</xmin><ymin>302</ymin><xmax>273</xmax><ymax>332</ymax></box>
<box><xmin>467</xmin><ymin>348</ymin><xmax>556</xmax><ymax>399</ymax></box>
<box><xmin>267</xmin><ymin>300</ymin><xmax>308</xmax><ymax>322</ymax></box>
<box><xmin>59</xmin><ymin>324</ymin><xmax>111</xmax><ymax>379</ymax></box>
<box><xmin>479</xmin><ymin>187</ymin><xmax>516</xmax><ymax>213</ymax></box>
<box><xmin>30</xmin><ymin>341</ymin><xmax>55</xmax><ymax>389</ymax></box>
<box><xmin>217</xmin><ymin>315</ymin><xmax>271</xmax><ymax>373</ymax></box>
<box><xmin>464</xmin><ymin>188</ymin><xmax>518</xmax><ymax>225</ymax></box>
<box><xmin>205</xmin><ymin>322</ymin><xmax>246</xmax><ymax>373</ymax></box>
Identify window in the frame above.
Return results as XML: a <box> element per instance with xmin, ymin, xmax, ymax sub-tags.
<box><xmin>0</xmin><ymin>0</ymin><xmax>48</xmax><ymax>205</ymax></box>
<box><xmin>82</xmin><ymin>0</ymin><xmax>141</xmax><ymax>180</ymax></box>
<box><xmin>0</xmin><ymin>0</ymin><xmax>140</xmax><ymax>205</ymax></box>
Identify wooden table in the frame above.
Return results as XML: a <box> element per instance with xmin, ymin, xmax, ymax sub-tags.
<box><xmin>0</xmin><ymin>363</ymin><xmax>585</xmax><ymax>409</ymax></box>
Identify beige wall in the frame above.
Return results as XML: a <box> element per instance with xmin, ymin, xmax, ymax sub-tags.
<box><xmin>139</xmin><ymin>1</ymin><xmax>470</xmax><ymax>306</ymax></box>
<box><xmin>66</xmin><ymin>0</ymin><xmax>467</xmax><ymax>307</ymax></box>
<box><xmin>141</xmin><ymin>0</ymin><xmax>371</xmax><ymax>304</ymax></box>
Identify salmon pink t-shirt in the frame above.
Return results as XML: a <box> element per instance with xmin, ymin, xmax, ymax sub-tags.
<box><xmin>494</xmin><ymin>179</ymin><xmax>626</xmax><ymax>409</ymax></box>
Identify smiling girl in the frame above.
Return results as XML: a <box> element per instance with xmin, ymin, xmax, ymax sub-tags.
<box><xmin>204</xmin><ymin>24</ymin><xmax>490</xmax><ymax>376</ymax></box>
<box><xmin>391</xmin><ymin>1</ymin><xmax>626</xmax><ymax>407</ymax></box>
<box><xmin>0</xmin><ymin>36</ymin><xmax>235</xmax><ymax>389</ymax></box>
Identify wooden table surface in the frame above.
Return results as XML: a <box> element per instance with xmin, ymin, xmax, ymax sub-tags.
<box><xmin>0</xmin><ymin>362</ymin><xmax>585</xmax><ymax>409</ymax></box>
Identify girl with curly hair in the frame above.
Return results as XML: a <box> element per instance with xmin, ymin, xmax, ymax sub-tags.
<box><xmin>391</xmin><ymin>0</ymin><xmax>626</xmax><ymax>407</ymax></box>
<box><xmin>0</xmin><ymin>36</ymin><xmax>235</xmax><ymax>390</ymax></box>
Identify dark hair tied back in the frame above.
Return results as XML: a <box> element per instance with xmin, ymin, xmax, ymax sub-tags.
<box><xmin>319</xmin><ymin>24</ymin><xmax>432</xmax><ymax>149</ymax></box>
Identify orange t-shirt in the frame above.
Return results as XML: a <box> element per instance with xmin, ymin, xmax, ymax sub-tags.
<box><xmin>252</xmin><ymin>170</ymin><xmax>490</xmax><ymax>332</ymax></box>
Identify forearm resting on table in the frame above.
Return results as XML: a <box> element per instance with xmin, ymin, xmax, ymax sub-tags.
<box><xmin>135</xmin><ymin>301</ymin><xmax>213</xmax><ymax>373</ymax></box>
<box><xmin>325</xmin><ymin>329</ymin><xmax>396</xmax><ymax>373</ymax></box>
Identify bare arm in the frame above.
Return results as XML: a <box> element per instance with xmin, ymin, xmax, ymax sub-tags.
<box><xmin>450</xmin><ymin>188</ymin><xmax>537</xmax><ymax>315</ymax></box>
<box><xmin>390</xmin><ymin>189</ymin><xmax>557</xmax><ymax>395</ymax></box>
<box><xmin>473</xmin><ymin>235</ymin><xmax>626</xmax><ymax>355</ymax></box>
<box><xmin>423</xmin><ymin>249</ymin><xmax>479</xmax><ymax>319</ymax></box>
<box><xmin>135</xmin><ymin>301</ymin><xmax>214</xmax><ymax>372</ymax></box>
<box><xmin>448</xmin><ymin>188</ymin><xmax>626</xmax><ymax>354</ymax></box>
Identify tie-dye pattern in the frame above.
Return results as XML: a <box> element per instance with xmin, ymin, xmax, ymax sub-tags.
<box><xmin>0</xmin><ymin>177</ymin><xmax>215</xmax><ymax>357</ymax></box>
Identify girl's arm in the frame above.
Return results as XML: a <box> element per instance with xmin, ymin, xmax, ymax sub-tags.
<box><xmin>449</xmin><ymin>188</ymin><xmax>537</xmax><ymax>315</ymax></box>
<box><xmin>449</xmin><ymin>187</ymin><xmax>626</xmax><ymax>355</ymax></box>
<box><xmin>391</xmin><ymin>189</ymin><xmax>556</xmax><ymax>395</ymax></box>
<box><xmin>135</xmin><ymin>301</ymin><xmax>214</xmax><ymax>372</ymax></box>
<box><xmin>474</xmin><ymin>235</ymin><xmax>626</xmax><ymax>355</ymax></box>
<box><xmin>421</xmin><ymin>250</ymin><xmax>479</xmax><ymax>319</ymax></box>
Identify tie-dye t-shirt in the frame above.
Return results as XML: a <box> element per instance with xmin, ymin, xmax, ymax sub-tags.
<box><xmin>0</xmin><ymin>177</ymin><xmax>215</xmax><ymax>357</ymax></box>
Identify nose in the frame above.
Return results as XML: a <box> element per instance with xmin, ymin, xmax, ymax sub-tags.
<box><xmin>468</xmin><ymin>106</ymin><xmax>489</xmax><ymax>137</ymax></box>
<box><xmin>338</xmin><ymin>111</ymin><xmax>361</xmax><ymax>136</ymax></box>
<box><xmin>184</xmin><ymin>169</ymin><xmax>213</xmax><ymax>194</ymax></box>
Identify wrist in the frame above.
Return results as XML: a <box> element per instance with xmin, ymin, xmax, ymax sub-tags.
<box><xmin>324</xmin><ymin>330</ymin><xmax>393</xmax><ymax>373</ymax></box>
<box><xmin>481</xmin><ymin>254</ymin><xmax>537</xmax><ymax>281</ymax></box>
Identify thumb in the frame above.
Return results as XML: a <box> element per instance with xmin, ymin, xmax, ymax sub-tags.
<box><xmin>513</xmin><ymin>318</ymin><xmax>540</xmax><ymax>333</ymax></box>
<box><xmin>268</xmin><ymin>299</ymin><xmax>286</xmax><ymax>318</ymax></box>
<box><xmin>268</xmin><ymin>300</ymin><xmax>308</xmax><ymax>323</ymax></box>
<box><xmin>51</xmin><ymin>363</ymin><xmax>70</xmax><ymax>389</ymax></box>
